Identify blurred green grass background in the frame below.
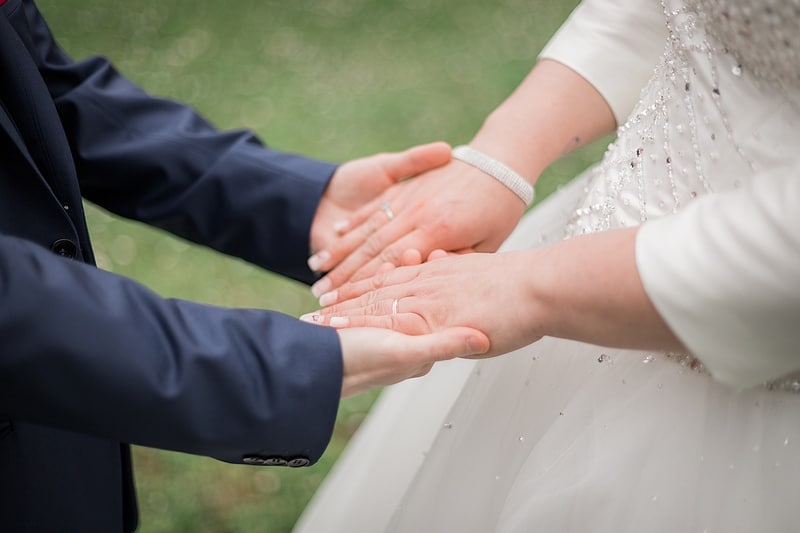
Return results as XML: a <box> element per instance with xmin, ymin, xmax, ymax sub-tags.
<box><xmin>35</xmin><ymin>0</ymin><xmax>601</xmax><ymax>531</ymax></box>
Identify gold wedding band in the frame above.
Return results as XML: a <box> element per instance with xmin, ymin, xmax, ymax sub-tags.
<box><xmin>380</xmin><ymin>203</ymin><xmax>395</xmax><ymax>221</ymax></box>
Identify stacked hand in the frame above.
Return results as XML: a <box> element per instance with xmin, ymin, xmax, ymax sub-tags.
<box><xmin>303</xmin><ymin>250</ymin><xmax>545</xmax><ymax>361</ymax></box>
<box><xmin>311</xmin><ymin>141</ymin><xmax>451</xmax><ymax>256</ymax></box>
<box><xmin>311</xmin><ymin>143</ymin><xmax>536</xmax><ymax>396</ymax></box>
<box><xmin>307</xmin><ymin>57</ymin><xmax>650</xmax><ymax>396</ymax></box>
<box><xmin>314</xmin><ymin>225</ymin><xmax>686</xmax><ymax>385</ymax></box>
<box><xmin>308</xmin><ymin>158</ymin><xmax>529</xmax><ymax>297</ymax></box>
<box><xmin>311</xmin><ymin>142</ymin><xmax>507</xmax><ymax>396</ymax></box>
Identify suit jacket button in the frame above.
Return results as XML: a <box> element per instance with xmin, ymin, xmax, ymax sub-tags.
<box><xmin>262</xmin><ymin>457</ymin><xmax>288</xmax><ymax>466</ymax></box>
<box><xmin>287</xmin><ymin>457</ymin><xmax>310</xmax><ymax>467</ymax></box>
<box><xmin>51</xmin><ymin>239</ymin><xmax>77</xmax><ymax>259</ymax></box>
<box><xmin>242</xmin><ymin>456</ymin><xmax>266</xmax><ymax>465</ymax></box>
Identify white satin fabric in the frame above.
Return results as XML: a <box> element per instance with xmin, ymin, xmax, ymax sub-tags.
<box><xmin>295</xmin><ymin>0</ymin><xmax>800</xmax><ymax>531</ymax></box>
<box><xmin>638</xmin><ymin>173</ymin><xmax>800</xmax><ymax>389</ymax></box>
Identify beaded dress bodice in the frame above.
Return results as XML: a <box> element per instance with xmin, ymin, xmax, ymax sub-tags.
<box><xmin>566</xmin><ymin>0</ymin><xmax>800</xmax><ymax>237</ymax></box>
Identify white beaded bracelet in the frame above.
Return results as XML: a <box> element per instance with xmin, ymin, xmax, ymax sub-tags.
<box><xmin>451</xmin><ymin>145</ymin><xmax>534</xmax><ymax>206</ymax></box>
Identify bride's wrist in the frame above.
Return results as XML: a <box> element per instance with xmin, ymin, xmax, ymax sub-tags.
<box><xmin>470</xmin><ymin>108</ymin><xmax>554</xmax><ymax>183</ymax></box>
<box><xmin>451</xmin><ymin>145</ymin><xmax>534</xmax><ymax>206</ymax></box>
<box><xmin>469</xmin><ymin>138</ymin><xmax>545</xmax><ymax>188</ymax></box>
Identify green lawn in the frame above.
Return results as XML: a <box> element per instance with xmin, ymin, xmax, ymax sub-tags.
<box><xmin>35</xmin><ymin>0</ymin><xmax>599</xmax><ymax>530</ymax></box>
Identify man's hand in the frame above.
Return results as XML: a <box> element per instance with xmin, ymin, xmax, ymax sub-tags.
<box><xmin>310</xmin><ymin>142</ymin><xmax>451</xmax><ymax>262</ymax></box>
<box><xmin>337</xmin><ymin>326</ymin><xmax>489</xmax><ymax>398</ymax></box>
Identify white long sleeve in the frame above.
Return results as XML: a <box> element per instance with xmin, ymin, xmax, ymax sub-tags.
<box><xmin>636</xmin><ymin>170</ymin><xmax>800</xmax><ymax>388</ymax></box>
<box><xmin>539</xmin><ymin>0</ymin><xmax>666</xmax><ymax>125</ymax></box>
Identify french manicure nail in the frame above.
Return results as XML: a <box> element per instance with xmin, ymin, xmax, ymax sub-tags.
<box><xmin>333</xmin><ymin>220</ymin><xmax>350</xmax><ymax>233</ymax></box>
<box><xmin>318</xmin><ymin>290</ymin><xmax>338</xmax><ymax>307</ymax></box>
<box><xmin>307</xmin><ymin>250</ymin><xmax>331</xmax><ymax>272</ymax></box>
<box><xmin>329</xmin><ymin>317</ymin><xmax>350</xmax><ymax>328</ymax></box>
<box><xmin>299</xmin><ymin>313</ymin><xmax>322</xmax><ymax>323</ymax></box>
<box><xmin>311</xmin><ymin>278</ymin><xmax>331</xmax><ymax>298</ymax></box>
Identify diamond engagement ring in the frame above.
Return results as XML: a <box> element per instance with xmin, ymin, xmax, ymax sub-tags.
<box><xmin>380</xmin><ymin>203</ymin><xmax>395</xmax><ymax>221</ymax></box>
<box><xmin>391</xmin><ymin>298</ymin><xmax>399</xmax><ymax>316</ymax></box>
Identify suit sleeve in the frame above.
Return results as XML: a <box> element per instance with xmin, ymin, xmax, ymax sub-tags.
<box><xmin>0</xmin><ymin>233</ymin><xmax>342</xmax><ymax>464</ymax></box>
<box><xmin>22</xmin><ymin>0</ymin><xmax>333</xmax><ymax>284</ymax></box>
<box><xmin>539</xmin><ymin>0</ymin><xmax>666</xmax><ymax>125</ymax></box>
<box><xmin>636</xmin><ymin>170</ymin><xmax>800</xmax><ymax>389</ymax></box>
<box><xmin>1</xmin><ymin>1</ymin><xmax>343</xmax><ymax>464</ymax></box>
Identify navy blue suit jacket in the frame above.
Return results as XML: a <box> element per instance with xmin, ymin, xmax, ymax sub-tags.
<box><xmin>0</xmin><ymin>1</ymin><xmax>343</xmax><ymax>531</ymax></box>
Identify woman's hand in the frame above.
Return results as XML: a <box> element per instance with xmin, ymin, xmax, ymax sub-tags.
<box><xmin>308</xmin><ymin>59</ymin><xmax>619</xmax><ymax>297</ymax></box>
<box><xmin>308</xmin><ymin>160</ymin><xmax>528</xmax><ymax>297</ymax></box>
<box><xmin>306</xmin><ymin>228</ymin><xmax>686</xmax><ymax>360</ymax></box>
<box><xmin>337</xmin><ymin>326</ymin><xmax>489</xmax><ymax>398</ymax></box>
<box><xmin>306</xmin><ymin>251</ymin><xmax>544</xmax><ymax>359</ymax></box>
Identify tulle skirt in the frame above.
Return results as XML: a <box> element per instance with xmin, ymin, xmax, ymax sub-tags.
<box><xmin>294</xmin><ymin>173</ymin><xmax>800</xmax><ymax>533</ymax></box>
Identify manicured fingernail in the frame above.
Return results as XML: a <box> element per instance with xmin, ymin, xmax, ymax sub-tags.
<box><xmin>311</xmin><ymin>278</ymin><xmax>331</xmax><ymax>298</ymax></box>
<box><xmin>333</xmin><ymin>220</ymin><xmax>350</xmax><ymax>233</ymax></box>
<box><xmin>329</xmin><ymin>317</ymin><xmax>350</xmax><ymax>328</ymax></box>
<box><xmin>299</xmin><ymin>313</ymin><xmax>322</xmax><ymax>323</ymax></box>
<box><xmin>318</xmin><ymin>290</ymin><xmax>338</xmax><ymax>307</ymax></box>
<box><xmin>307</xmin><ymin>250</ymin><xmax>331</xmax><ymax>272</ymax></box>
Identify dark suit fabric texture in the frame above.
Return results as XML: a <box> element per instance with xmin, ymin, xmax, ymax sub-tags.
<box><xmin>0</xmin><ymin>1</ymin><xmax>343</xmax><ymax>531</ymax></box>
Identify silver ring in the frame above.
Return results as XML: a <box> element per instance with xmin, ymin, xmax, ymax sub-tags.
<box><xmin>391</xmin><ymin>298</ymin><xmax>399</xmax><ymax>316</ymax></box>
<box><xmin>380</xmin><ymin>203</ymin><xmax>395</xmax><ymax>221</ymax></box>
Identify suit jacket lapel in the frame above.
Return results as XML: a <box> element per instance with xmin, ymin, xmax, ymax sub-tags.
<box><xmin>0</xmin><ymin>9</ymin><xmax>81</xmax><ymax>207</ymax></box>
<box><xmin>0</xmin><ymin>92</ymin><xmax>43</xmax><ymax>175</ymax></box>
<box><xmin>0</xmin><ymin>1</ymin><xmax>36</xmax><ymax>170</ymax></box>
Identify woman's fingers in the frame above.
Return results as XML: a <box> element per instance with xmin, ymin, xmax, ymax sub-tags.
<box><xmin>400</xmin><ymin>248</ymin><xmax>423</xmax><ymax>266</ymax></box>
<box><xmin>309</xmin><ymin>201</ymin><xmax>396</xmax><ymax>273</ymax></box>
<box><xmin>327</xmin><ymin>197</ymin><xmax>382</xmax><ymax>237</ymax></box>
<box><xmin>301</xmin><ymin>291</ymin><xmax>430</xmax><ymax>333</ymax></box>
<box><xmin>310</xmin><ymin>142</ymin><xmax>449</xmax><ymax>270</ymax></box>
<box><xmin>310</xmin><ymin>221</ymin><xmax>423</xmax><ymax>297</ymax></box>
<box><xmin>427</xmin><ymin>249</ymin><xmax>449</xmax><ymax>261</ymax></box>
<box><xmin>427</xmin><ymin>247</ymin><xmax>472</xmax><ymax>261</ymax></box>
<box><xmin>314</xmin><ymin>265</ymin><xmax>423</xmax><ymax>310</ymax></box>
<box><xmin>303</xmin><ymin>290</ymin><xmax>414</xmax><ymax>319</ymax></box>
<box><xmin>328</xmin><ymin>312</ymin><xmax>429</xmax><ymax>335</ymax></box>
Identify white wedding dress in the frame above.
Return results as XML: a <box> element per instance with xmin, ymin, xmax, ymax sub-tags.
<box><xmin>295</xmin><ymin>0</ymin><xmax>800</xmax><ymax>531</ymax></box>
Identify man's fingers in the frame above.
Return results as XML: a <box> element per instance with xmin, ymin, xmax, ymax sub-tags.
<box><xmin>406</xmin><ymin>327</ymin><xmax>490</xmax><ymax>361</ymax></box>
<box><xmin>315</xmin><ymin>266</ymin><xmax>423</xmax><ymax>309</ymax></box>
<box><xmin>337</xmin><ymin>325</ymin><xmax>485</xmax><ymax>398</ymax></box>
<box><xmin>382</xmin><ymin>141</ymin><xmax>451</xmax><ymax>182</ymax></box>
<box><xmin>410</xmin><ymin>363</ymin><xmax>434</xmax><ymax>379</ymax></box>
